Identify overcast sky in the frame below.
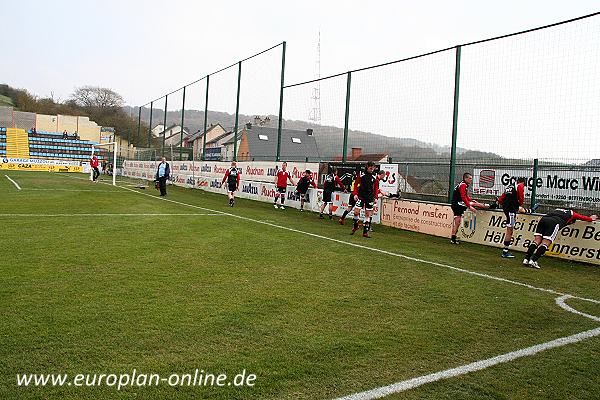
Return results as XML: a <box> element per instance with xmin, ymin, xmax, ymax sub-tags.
<box><xmin>2</xmin><ymin>1</ymin><xmax>599</xmax><ymax>160</ymax></box>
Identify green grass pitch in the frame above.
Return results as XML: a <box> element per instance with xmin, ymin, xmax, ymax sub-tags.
<box><xmin>1</xmin><ymin>171</ymin><xmax>599</xmax><ymax>399</ymax></box>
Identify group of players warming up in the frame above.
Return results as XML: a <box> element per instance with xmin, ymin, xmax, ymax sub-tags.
<box><xmin>220</xmin><ymin>161</ymin><xmax>389</xmax><ymax>238</ymax></box>
<box><xmin>451</xmin><ymin>172</ymin><xmax>597</xmax><ymax>269</ymax></box>
<box><xmin>219</xmin><ymin>162</ymin><xmax>597</xmax><ymax>267</ymax></box>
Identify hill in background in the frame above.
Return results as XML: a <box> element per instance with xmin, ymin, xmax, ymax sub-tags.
<box><xmin>125</xmin><ymin>106</ymin><xmax>500</xmax><ymax>162</ymax></box>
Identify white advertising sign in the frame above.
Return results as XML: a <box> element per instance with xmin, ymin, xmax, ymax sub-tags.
<box><xmin>473</xmin><ymin>168</ymin><xmax>600</xmax><ymax>204</ymax></box>
<box><xmin>379</xmin><ymin>163</ymin><xmax>399</xmax><ymax>195</ymax></box>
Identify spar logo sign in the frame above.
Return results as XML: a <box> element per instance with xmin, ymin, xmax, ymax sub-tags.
<box><xmin>479</xmin><ymin>169</ymin><xmax>495</xmax><ymax>188</ymax></box>
<box><xmin>460</xmin><ymin>211</ymin><xmax>477</xmax><ymax>239</ymax></box>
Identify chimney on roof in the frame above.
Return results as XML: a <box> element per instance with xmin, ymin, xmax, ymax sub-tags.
<box><xmin>306</xmin><ymin>128</ymin><xmax>313</xmax><ymax>136</ymax></box>
<box><xmin>351</xmin><ymin>147</ymin><xmax>362</xmax><ymax>160</ymax></box>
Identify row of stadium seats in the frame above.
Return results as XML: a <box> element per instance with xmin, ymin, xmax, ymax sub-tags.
<box><xmin>0</xmin><ymin>127</ymin><xmax>107</xmax><ymax>161</ymax></box>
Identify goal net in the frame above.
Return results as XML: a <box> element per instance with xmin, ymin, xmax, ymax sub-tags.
<box><xmin>91</xmin><ymin>142</ymin><xmax>118</xmax><ymax>186</ymax></box>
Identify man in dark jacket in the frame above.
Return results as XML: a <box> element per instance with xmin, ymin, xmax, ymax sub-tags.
<box><xmin>155</xmin><ymin>157</ymin><xmax>170</xmax><ymax>197</ymax></box>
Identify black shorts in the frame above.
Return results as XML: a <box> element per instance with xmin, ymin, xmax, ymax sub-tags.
<box><xmin>355</xmin><ymin>197</ymin><xmax>374</xmax><ymax>210</ymax></box>
<box><xmin>276</xmin><ymin>186</ymin><xmax>286</xmax><ymax>194</ymax></box>
<box><xmin>323</xmin><ymin>190</ymin><xmax>333</xmax><ymax>204</ymax></box>
<box><xmin>503</xmin><ymin>209</ymin><xmax>517</xmax><ymax>227</ymax></box>
<box><xmin>348</xmin><ymin>194</ymin><xmax>357</xmax><ymax>207</ymax></box>
<box><xmin>535</xmin><ymin>216</ymin><xmax>562</xmax><ymax>241</ymax></box>
<box><xmin>228</xmin><ymin>183</ymin><xmax>237</xmax><ymax>192</ymax></box>
<box><xmin>297</xmin><ymin>191</ymin><xmax>309</xmax><ymax>202</ymax></box>
<box><xmin>451</xmin><ymin>204</ymin><xmax>467</xmax><ymax>217</ymax></box>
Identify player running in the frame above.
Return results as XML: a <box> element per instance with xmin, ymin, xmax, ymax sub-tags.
<box><xmin>319</xmin><ymin>168</ymin><xmax>345</xmax><ymax>219</ymax></box>
<box><xmin>221</xmin><ymin>161</ymin><xmax>241</xmax><ymax>207</ymax></box>
<box><xmin>273</xmin><ymin>162</ymin><xmax>295</xmax><ymax>210</ymax></box>
<box><xmin>523</xmin><ymin>209</ymin><xmax>597</xmax><ymax>269</ymax></box>
<box><xmin>295</xmin><ymin>170</ymin><xmax>317</xmax><ymax>212</ymax></box>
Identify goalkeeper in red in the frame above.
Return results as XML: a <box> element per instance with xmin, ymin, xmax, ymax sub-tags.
<box><xmin>221</xmin><ymin>161</ymin><xmax>241</xmax><ymax>207</ymax></box>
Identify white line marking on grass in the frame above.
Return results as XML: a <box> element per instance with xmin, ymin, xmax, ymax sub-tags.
<box><xmin>556</xmin><ymin>295</ymin><xmax>600</xmax><ymax>322</ymax></box>
<box><xmin>4</xmin><ymin>175</ymin><xmax>21</xmax><ymax>190</ymax></box>
<box><xmin>21</xmin><ymin>188</ymin><xmax>124</xmax><ymax>192</ymax></box>
<box><xmin>333</xmin><ymin>324</ymin><xmax>600</xmax><ymax>400</ymax></box>
<box><xmin>112</xmin><ymin>183</ymin><xmax>600</xmax><ymax>304</ymax></box>
<box><xmin>0</xmin><ymin>213</ymin><xmax>222</xmax><ymax>217</ymax></box>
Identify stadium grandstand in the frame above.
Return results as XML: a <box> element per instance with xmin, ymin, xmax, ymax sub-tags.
<box><xmin>0</xmin><ymin>105</ymin><xmax>126</xmax><ymax>163</ymax></box>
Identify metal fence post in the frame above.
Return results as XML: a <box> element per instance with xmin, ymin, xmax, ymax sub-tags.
<box><xmin>162</xmin><ymin>95</ymin><xmax>168</xmax><ymax>157</ymax></box>
<box><xmin>202</xmin><ymin>75</ymin><xmax>210</xmax><ymax>161</ymax></box>
<box><xmin>276</xmin><ymin>41</ymin><xmax>286</xmax><ymax>162</ymax></box>
<box><xmin>531</xmin><ymin>158</ymin><xmax>539</xmax><ymax>207</ymax></box>
<box><xmin>179</xmin><ymin>86</ymin><xmax>186</xmax><ymax>161</ymax></box>
<box><xmin>233</xmin><ymin>61</ymin><xmax>242</xmax><ymax>162</ymax></box>
<box><xmin>342</xmin><ymin>71</ymin><xmax>351</xmax><ymax>162</ymax></box>
<box><xmin>136</xmin><ymin>106</ymin><xmax>141</xmax><ymax>147</ymax></box>
<box><xmin>447</xmin><ymin>45</ymin><xmax>462</xmax><ymax>202</ymax></box>
<box><xmin>148</xmin><ymin>101</ymin><xmax>153</xmax><ymax>148</ymax></box>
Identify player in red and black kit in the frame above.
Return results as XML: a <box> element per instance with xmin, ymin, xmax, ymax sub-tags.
<box><xmin>496</xmin><ymin>177</ymin><xmax>526</xmax><ymax>258</ymax></box>
<box><xmin>524</xmin><ymin>209</ymin><xmax>597</xmax><ymax>269</ymax></box>
<box><xmin>319</xmin><ymin>168</ymin><xmax>346</xmax><ymax>219</ymax></box>
<box><xmin>90</xmin><ymin>154</ymin><xmax>100</xmax><ymax>182</ymax></box>
<box><xmin>339</xmin><ymin>166</ymin><xmax>361</xmax><ymax>225</ymax></box>
<box><xmin>450</xmin><ymin>172</ymin><xmax>490</xmax><ymax>244</ymax></box>
<box><xmin>351</xmin><ymin>161</ymin><xmax>377</xmax><ymax>237</ymax></box>
<box><xmin>273</xmin><ymin>162</ymin><xmax>295</xmax><ymax>210</ymax></box>
<box><xmin>221</xmin><ymin>161</ymin><xmax>241</xmax><ymax>207</ymax></box>
<box><xmin>295</xmin><ymin>169</ymin><xmax>317</xmax><ymax>212</ymax></box>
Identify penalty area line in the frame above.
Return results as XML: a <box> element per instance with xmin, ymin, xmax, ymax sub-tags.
<box><xmin>4</xmin><ymin>174</ymin><xmax>21</xmax><ymax>190</ymax></box>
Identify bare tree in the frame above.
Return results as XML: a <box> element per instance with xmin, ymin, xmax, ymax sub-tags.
<box><xmin>71</xmin><ymin>86</ymin><xmax>124</xmax><ymax>109</ymax></box>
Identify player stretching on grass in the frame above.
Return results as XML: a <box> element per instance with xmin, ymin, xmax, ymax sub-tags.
<box><xmin>221</xmin><ymin>161</ymin><xmax>241</xmax><ymax>207</ymax></box>
<box><xmin>351</xmin><ymin>161</ymin><xmax>377</xmax><ymax>238</ymax></box>
<box><xmin>450</xmin><ymin>172</ymin><xmax>490</xmax><ymax>244</ymax></box>
<box><xmin>495</xmin><ymin>177</ymin><xmax>538</xmax><ymax>258</ymax></box>
<box><xmin>295</xmin><ymin>170</ymin><xmax>317</xmax><ymax>212</ymax></box>
<box><xmin>274</xmin><ymin>162</ymin><xmax>295</xmax><ymax>210</ymax></box>
<box><xmin>523</xmin><ymin>209</ymin><xmax>597</xmax><ymax>269</ymax></box>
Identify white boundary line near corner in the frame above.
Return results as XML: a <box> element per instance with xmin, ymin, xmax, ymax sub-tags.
<box><xmin>556</xmin><ymin>295</ymin><xmax>600</xmax><ymax>322</ymax></box>
<box><xmin>4</xmin><ymin>174</ymin><xmax>21</xmax><ymax>190</ymax></box>
<box><xmin>334</xmin><ymin>296</ymin><xmax>600</xmax><ymax>400</ymax></box>
<box><xmin>333</xmin><ymin>324</ymin><xmax>600</xmax><ymax>400</ymax></box>
<box><xmin>0</xmin><ymin>213</ymin><xmax>223</xmax><ymax>217</ymax></box>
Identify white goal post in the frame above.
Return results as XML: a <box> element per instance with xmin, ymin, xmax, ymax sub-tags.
<box><xmin>91</xmin><ymin>142</ymin><xmax>118</xmax><ymax>186</ymax></box>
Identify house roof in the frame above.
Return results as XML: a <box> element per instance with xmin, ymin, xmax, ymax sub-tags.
<box><xmin>156</xmin><ymin>124</ymin><xmax>189</xmax><ymax>137</ymax></box>
<box><xmin>208</xmin><ymin>131</ymin><xmax>234</xmax><ymax>145</ymax></box>
<box><xmin>332</xmin><ymin>153</ymin><xmax>389</xmax><ymax>162</ymax></box>
<box><xmin>240</xmin><ymin>126</ymin><xmax>319</xmax><ymax>161</ymax></box>
<box><xmin>186</xmin><ymin>123</ymin><xmax>226</xmax><ymax>143</ymax></box>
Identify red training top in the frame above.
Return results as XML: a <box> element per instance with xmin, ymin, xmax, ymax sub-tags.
<box><xmin>276</xmin><ymin>170</ymin><xmax>292</xmax><ymax>187</ymax></box>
